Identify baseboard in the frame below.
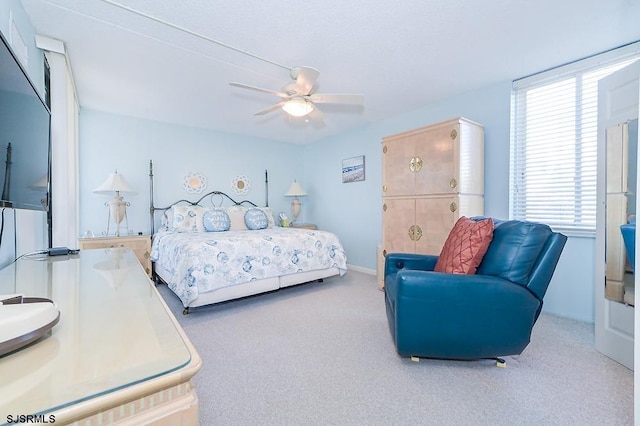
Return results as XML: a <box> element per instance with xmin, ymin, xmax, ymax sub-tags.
<box><xmin>346</xmin><ymin>264</ymin><xmax>375</xmax><ymax>276</ymax></box>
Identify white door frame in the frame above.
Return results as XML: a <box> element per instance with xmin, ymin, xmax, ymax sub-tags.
<box><xmin>36</xmin><ymin>36</ymin><xmax>79</xmax><ymax>248</ymax></box>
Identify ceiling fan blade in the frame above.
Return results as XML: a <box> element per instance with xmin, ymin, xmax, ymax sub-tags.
<box><xmin>290</xmin><ymin>66</ymin><xmax>320</xmax><ymax>95</ymax></box>
<box><xmin>254</xmin><ymin>102</ymin><xmax>285</xmax><ymax>116</ymax></box>
<box><xmin>308</xmin><ymin>93</ymin><xmax>364</xmax><ymax>105</ymax></box>
<box><xmin>230</xmin><ymin>82</ymin><xmax>288</xmax><ymax>98</ymax></box>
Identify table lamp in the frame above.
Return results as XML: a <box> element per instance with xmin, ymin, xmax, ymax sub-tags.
<box><xmin>93</xmin><ymin>171</ymin><xmax>135</xmax><ymax>236</ymax></box>
<box><xmin>285</xmin><ymin>180</ymin><xmax>307</xmax><ymax>223</ymax></box>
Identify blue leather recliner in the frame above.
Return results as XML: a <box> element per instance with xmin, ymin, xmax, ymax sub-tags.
<box><xmin>384</xmin><ymin>219</ymin><xmax>567</xmax><ymax>361</ymax></box>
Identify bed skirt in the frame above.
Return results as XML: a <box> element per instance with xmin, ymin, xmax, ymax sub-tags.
<box><xmin>154</xmin><ymin>262</ymin><xmax>341</xmax><ymax>310</ymax></box>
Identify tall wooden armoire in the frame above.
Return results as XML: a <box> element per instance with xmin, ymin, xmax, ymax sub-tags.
<box><xmin>379</xmin><ymin>117</ymin><xmax>485</xmax><ymax>286</ymax></box>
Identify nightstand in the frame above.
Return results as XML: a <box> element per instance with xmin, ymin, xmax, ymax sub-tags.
<box><xmin>290</xmin><ymin>223</ymin><xmax>318</xmax><ymax>230</ymax></box>
<box><xmin>78</xmin><ymin>234</ymin><xmax>152</xmax><ymax>277</ymax></box>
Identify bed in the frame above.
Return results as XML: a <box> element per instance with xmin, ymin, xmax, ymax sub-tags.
<box><xmin>148</xmin><ymin>162</ymin><xmax>348</xmax><ymax>313</ymax></box>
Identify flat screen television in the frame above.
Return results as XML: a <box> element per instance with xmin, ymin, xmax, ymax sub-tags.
<box><xmin>0</xmin><ymin>30</ymin><xmax>51</xmax><ymax>211</ymax></box>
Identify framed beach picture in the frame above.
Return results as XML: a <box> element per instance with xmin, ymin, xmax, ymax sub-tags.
<box><xmin>342</xmin><ymin>155</ymin><xmax>365</xmax><ymax>183</ymax></box>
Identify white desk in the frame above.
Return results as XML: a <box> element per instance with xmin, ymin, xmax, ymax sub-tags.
<box><xmin>0</xmin><ymin>248</ymin><xmax>201</xmax><ymax>425</ymax></box>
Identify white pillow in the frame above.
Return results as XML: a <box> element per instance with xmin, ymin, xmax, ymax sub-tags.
<box><xmin>258</xmin><ymin>207</ymin><xmax>276</xmax><ymax>228</ymax></box>
<box><xmin>227</xmin><ymin>206</ymin><xmax>249</xmax><ymax>231</ymax></box>
<box><xmin>161</xmin><ymin>209</ymin><xmax>173</xmax><ymax>230</ymax></box>
<box><xmin>227</xmin><ymin>206</ymin><xmax>275</xmax><ymax>230</ymax></box>
<box><xmin>171</xmin><ymin>205</ymin><xmax>207</xmax><ymax>232</ymax></box>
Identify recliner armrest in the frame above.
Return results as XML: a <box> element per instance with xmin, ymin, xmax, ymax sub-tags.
<box><xmin>392</xmin><ymin>270</ymin><xmax>531</xmax><ymax>301</ymax></box>
<box><xmin>384</xmin><ymin>253</ymin><xmax>438</xmax><ymax>278</ymax></box>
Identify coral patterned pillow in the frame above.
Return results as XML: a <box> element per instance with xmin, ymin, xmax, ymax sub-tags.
<box><xmin>434</xmin><ymin>217</ymin><xmax>494</xmax><ymax>275</ymax></box>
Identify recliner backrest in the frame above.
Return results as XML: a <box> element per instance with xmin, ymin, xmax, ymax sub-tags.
<box><xmin>477</xmin><ymin>220</ymin><xmax>553</xmax><ymax>287</ymax></box>
<box><xmin>525</xmin><ymin>232</ymin><xmax>567</xmax><ymax>301</ymax></box>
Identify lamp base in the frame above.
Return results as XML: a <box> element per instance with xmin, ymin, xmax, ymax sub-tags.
<box><xmin>291</xmin><ymin>197</ymin><xmax>301</xmax><ymax>223</ymax></box>
<box><xmin>104</xmin><ymin>196</ymin><xmax>130</xmax><ymax>237</ymax></box>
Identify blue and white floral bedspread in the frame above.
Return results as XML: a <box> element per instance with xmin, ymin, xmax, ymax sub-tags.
<box><xmin>151</xmin><ymin>228</ymin><xmax>348</xmax><ymax>307</ymax></box>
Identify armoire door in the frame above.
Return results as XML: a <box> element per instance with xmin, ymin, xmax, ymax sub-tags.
<box><xmin>415</xmin><ymin>197</ymin><xmax>458</xmax><ymax>255</ymax></box>
<box><xmin>382</xmin><ymin>135</ymin><xmax>416</xmax><ymax>197</ymax></box>
<box><xmin>382</xmin><ymin>198</ymin><xmax>416</xmax><ymax>254</ymax></box>
<box><xmin>414</xmin><ymin>123</ymin><xmax>458</xmax><ymax>196</ymax></box>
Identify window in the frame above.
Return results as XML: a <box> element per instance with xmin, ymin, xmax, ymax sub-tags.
<box><xmin>510</xmin><ymin>43</ymin><xmax>640</xmax><ymax>235</ymax></box>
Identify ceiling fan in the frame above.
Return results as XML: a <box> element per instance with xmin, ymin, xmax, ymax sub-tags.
<box><xmin>229</xmin><ymin>66</ymin><xmax>364</xmax><ymax>119</ymax></box>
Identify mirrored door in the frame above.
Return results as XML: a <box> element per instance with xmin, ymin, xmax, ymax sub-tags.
<box><xmin>605</xmin><ymin>119</ymin><xmax>638</xmax><ymax>305</ymax></box>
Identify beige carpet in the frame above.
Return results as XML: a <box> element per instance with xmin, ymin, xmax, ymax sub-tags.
<box><xmin>157</xmin><ymin>270</ymin><xmax>634</xmax><ymax>425</ymax></box>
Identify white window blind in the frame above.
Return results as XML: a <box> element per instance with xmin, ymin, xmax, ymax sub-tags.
<box><xmin>510</xmin><ymin>43</ymin><xmax>640</xmax><ymax>235</ymax></box>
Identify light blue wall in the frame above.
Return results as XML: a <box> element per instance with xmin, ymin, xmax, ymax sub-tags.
<box><xmin>78</xmin><ymin>85</ymin><xmax>595</xmax><ymax>322</ymax></box>
<box><xmin>303</xmin><ymin>81</ymin><xmax>595</xmax><ymax>322</ymax></box>
<box><xmin>76</xmin><ymin>75</ymin><xmax>595</xmax><ymax>322</ymax></box>
<box><xmin>0</xmin><ymin>0</ymin><xmax>45</xmax><ymax>96</ymax></box>
<box><xmin>79</xmin><ymin>109</ymin><xmax>304</xmax><ymax>236</ymax></box>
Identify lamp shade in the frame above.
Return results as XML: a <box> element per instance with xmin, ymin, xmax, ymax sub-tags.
<box><xmin>285</xmin><ymin>181</ymin><xmax>307</xmax><ymax>197</ymax></box>
<box><xmin>282</xmin><ymin>98</ymin><xmax>314</xmax><ymax>117</ymax></box>
<box><xmin>93</xmin><ymin>171</ymin><xmax>135</xmax><ymax>194</ymax></box>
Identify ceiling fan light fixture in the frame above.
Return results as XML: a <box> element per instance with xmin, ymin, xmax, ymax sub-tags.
<box><xmin>282</xmin><ymin>98</ymin><xmax>314</xmax><ymax>117</ymax></box>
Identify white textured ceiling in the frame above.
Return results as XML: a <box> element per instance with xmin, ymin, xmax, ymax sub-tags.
<box><xmin>20</xmin><ymin>0</ymin><xmax>640</xmax><ymax>144</ymax></box>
